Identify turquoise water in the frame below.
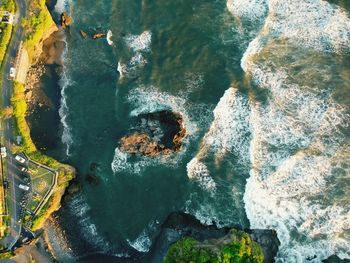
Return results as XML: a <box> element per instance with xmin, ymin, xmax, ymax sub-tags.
<box><xmin>37</xmin><ymin>0</ymin><xmax>350</xmax><ymax>262</ymax></box>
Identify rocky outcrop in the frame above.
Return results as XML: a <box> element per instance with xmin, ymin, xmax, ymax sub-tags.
<box><xmin>92</xmin><ymin>32</ymin><xmax>106</xmax><ymax>39</ymax></box>
<box><xmin>119</xmin><ymin>111</ymin><xmax>186</xmax><ymax>156</ymax></box>
<box><xmin>60</xmin><ymin>12</ymin><xmax>73</xmax><ymax>28</ymax></box>
<box><xmin>79</xmin><ymin>30</ymin><xmax>87</xmax><ymax>38</ymax></box>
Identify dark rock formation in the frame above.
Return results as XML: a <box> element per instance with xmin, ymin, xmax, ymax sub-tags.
<box><xmin>323</xmin><ymin>255</ymin><xmax>350</xmax><ymax>263</ymax></box>
<box><xmin>92</xmin><ymin>32</ymin><xmax>106</xmax><ymax>39</ymax></box>
<box><xmin>60</xmin><ymin>12</ymin><xmax>73</xmax><ymax>28</ymax></box>
<box><xmin>147</xmin><ymin>212</ymin><xmax>280</xmax><ymax>263</ymax></box>
<box><xmin>119</xmin><ymin>111</ymin><xmax>186</xmax><ymax>156</ymax></box>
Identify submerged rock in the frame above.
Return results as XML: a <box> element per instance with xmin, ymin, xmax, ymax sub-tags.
<box><xmin>79</xmin><ymin>30</ymin><xmax>87</xmax><ymax>38</ymax></box>
<box><xmin>60</xmin><ymin>12</ymin><xmax>73</xmax><ymax>28</ymax></box>
<box><xmin>92</xmin><ymin>32</ymin><xmax>106</xmax><ymax>39</ymax></box>
<box><xmin>119</xmin><ymin>111</ymin><xmax>186</xmax><ymax>156</ymax></box>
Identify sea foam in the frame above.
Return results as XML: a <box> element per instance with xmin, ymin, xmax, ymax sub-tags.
<box><xmin>227</xmin><ymin>0</ymin><xmax>350</xmax><ymax>261</ymax></box>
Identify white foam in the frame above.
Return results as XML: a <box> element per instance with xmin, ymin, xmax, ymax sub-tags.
<box><xmin>117</xmin><ymin>53</ymin><xmax>147</xmax><ymax>79</ymax></box>
<box><xmin>54</xmin><ymin>0</ymin><xmax>70</xmax><ymax>14</ymax></box>
<box><xmin>127</xmin><ymin>86</ymin><xmax>198</xmax><ymax>136</ymax></box>
<box><xmin>124</xmin><ymin>31</ymin><xmax>152</xmax><ymax>52</ymax></box>
<box><xmin>106</xmin><ymin>30</ymin><xmax>113</xmax><ymax>46</ymax></box>
<box><xmin>127</xmin><ymin>231</ymin><xmax>152</xmax><ymax>253</ymax></box>
<box><xmin>186</xmin><ymin>158</ymin><xmax>216</xmax><ymax>191</ymax></box>
<box><xmin>58</xmin><ymin>38</ymin><xmax>74</xmax><ymax>156</ymax></box>
<box><xmin>226</xmin><ymin>0</ymin><xmax>268</xmax><ymax>23</ymax></box>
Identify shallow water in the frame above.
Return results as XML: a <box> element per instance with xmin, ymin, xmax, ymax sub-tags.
<box><xmin>31</xmin><ymin>0</ymin><xmax>350</xmax><ymax>262</ymax></box>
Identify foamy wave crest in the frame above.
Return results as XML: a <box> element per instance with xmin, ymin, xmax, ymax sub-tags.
<box><xmin>127</xmin><ymin>86</ymin><xmax>198</xmax><ymax>136</ymax></box>
<box><xmin>245</xmin><ymin>150</ymin><xmax>350</xmax><ymax>261</ymax></box>
<box><xmin>241</xmin><ymin>13</ymin><xmax>350</xmax><ymax>261</ymax></box>
<box><xmin>107</xmin><ymin>30</ymin><xmax>113</xmax><ymax>46</ymax></box>
<box><xmin>201</xmin><ymin>87</ymin><xmax>251</xmax><ymax>163</ymax></box>
<box><xmin>111</xmin><ymin>147</ymin><xmax>154</xmax><ymax>174</ymax></box>
<box><xmin>124</xmin><ymin>31</ymin><xmax>152</xmax><ymax>52</ymax></box>
<box><xmin>186</xmin><ymin>158</ymin><xmax>216</xmax><ymax>191</ymax></box>
<box><xmin>117</xmin><ymin>53</ymin><xmax>147</xmax><ymax>79</ymax></box>
<box><xmin>54</xmin><ymin>0</ymin><xmax>71</xmax><ymax>14</ymax></box>
<box><xmin>226</xmin><ymin>0</ymin><xmax>268</xmax><ymax>23</ymax></box>
<box><xmin>242</xmin><ymin>0</ymin><xmax>350</xmax><ymax>54</ymax></box>
<box><xmin>127</xmin><ymin>230</ymin><xmax>152</xmax><ymax>253</ymax></box>
<box><xmin>58</xmin><ymin>38</ymin><xmax>74</xmax><ymax>156</ymax></box>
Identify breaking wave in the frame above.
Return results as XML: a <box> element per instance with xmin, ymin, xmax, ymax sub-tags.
<box><xmin>186</xmin><ymin>158</ymin><xmax>216</xmax><ymax>191</ymax></box>
<box><xmin>118</xmin><ymin>31</ymin><xmax>152</xmax><ymax>79</ymax></box>
<box><xmin>186</xmin><ymin>87</ymin><xmax>251</xmax><ymax>190</ymax></box>
<box><xmin>225</xmin><ymin>0</ymin><xmax>350</xmax><ymax>261</ymax></box>
<box><xmin>124</xmin><ymin>31</ymin><xmax>152</xmax><ymax>52</ymax></box>
<box><xmin>127</xmin><ymin>231</ymin><xmax>152</xmax><ymax>253</ymax></box>
<box><xmin>54</xmin><ymin>0</ymin><xmax>71</xmax><ymax>14</ymax></box>
<box><xmin>106</xmin><ymin>30</ymin><xmax>113</xmax><ymax>46</ymax></box>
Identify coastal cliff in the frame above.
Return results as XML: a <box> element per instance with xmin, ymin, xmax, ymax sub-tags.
<box><xmin>10</xmin><ymin>0</ymin><xmax>75</xmax><ymax>233</ymax></box>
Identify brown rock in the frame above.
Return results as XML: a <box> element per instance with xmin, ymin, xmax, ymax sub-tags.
<box><xmin>119</xmin><ymin>111</ymin><xmax>187</xmax><ymax>156</ymax></box>
<box><xmin>60</xmin><ymin>12</ymin><xmax>73</xmax><ymax>29</ymax></box>
<box><xmin>80</xmin><ymin>30</ymin><xmax>87</xmax><ymax>38</ymax></box>
<box><xmin>92</xmin><ymin>32</ymin><xmax>106</xmax><ymax>39</ymax></box>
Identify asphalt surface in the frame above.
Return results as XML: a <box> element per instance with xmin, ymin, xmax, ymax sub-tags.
<box><xmin>1</xmin><ymin>0</ymin><xmax>27</xmax><ymax>249</ymax></box>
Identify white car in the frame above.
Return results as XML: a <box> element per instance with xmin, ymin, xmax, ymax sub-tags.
<box><xmin>0</xmin><ymin>147</ymin><xmax>7</xmax><ymax>158</ymax></box>
<box><xmin>19</xmin><ymin>184</ymin><xmax>29</xmax><ymax>191</ymax></box>
<box><xmin>9</xmin><ymin>67</ymin><xmax>16</xmax><ymax>79</ymax></box>
<box><xmin>15</xmin><ymin>155</ymin><xmax>26</xmax><ymax>163</ymax></box>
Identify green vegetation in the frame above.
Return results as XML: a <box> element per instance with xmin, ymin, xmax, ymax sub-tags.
<box><xmin>11</xmin><ymin>82</ymin><xmax>74</xmax><ymax>230</ymax></box>
<box><xmin>11</xmin><ymin>82</ymin><xmax>37</xmax><ymax>152</ymax></box>
<box><xmin>0</xmin><ymin>0</ymin><xmax>15</xmax><ymax>85</ymax></box>
<box><xmin>0</xmin><ymin>251</ymin><xmax>14</xmax><ymax>259</ymax></box>
<box><xmin>22</xmin><ymin>0</ymin><xmax>55</xmax><ymax>62</ymax></box>
<box><xmin>164</xmin><ymin>230</ymin><xmax>264</xmax><ymax>263</ymax></box>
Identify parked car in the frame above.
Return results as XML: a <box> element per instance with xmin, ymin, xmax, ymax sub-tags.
<box><xmin>9</xmin><ymin>67</ymin><xmax>16</xmax><ymax>79</ymax></box>
<box><xmin>0</xmin><ymin>147</ymin><xmax>7</xmax><ymax>158</ymax></box>
<box><xmin>20</xmin><ymin>167</ymin><xmax>28</xmax><ymax>172</ymax></box>
<box><xmin>19</xmin><ymin>184</ymin><xmax>29</xmax><ymax>191</ymax></box>
<box><xmin>15</xmin><ymin>155</ymin><xmax>26</xmax><ymax>163</ymax></box>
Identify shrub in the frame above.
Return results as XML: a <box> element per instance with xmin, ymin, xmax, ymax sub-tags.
<box><xmin>164</xmin><ymin>231</ymin><xmax>264</xmax><ymax>263</ymax></box>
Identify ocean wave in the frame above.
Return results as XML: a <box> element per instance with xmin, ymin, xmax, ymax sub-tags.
<box><xmin>226</xmin><ymin>0</ymin><xmax>268</xmax><ymax>23</ymax></box>
<box><xmin>127</xmin><ymin>231</ymin><xmax>152</xmax><ymax>253</ymax></box>
<box><xmin>237</xmin><ymin>1</ymin><xmax>350</xmax><ymax>261</ymax></box>
<box><xmin>58</xmin><ymin>38</ymin><xmax>74</xmax><ymax>157</ymax></box>
<box><xmin>117</xmin><ymin>53</ymin><xmax>147</xmax><ymax>79</ymax></box>
<box><xmin>106</xmin><ymin>30</ymin><xmax>113</xmax><ymax>46</ymax></box>
<box><xmin>54</xmin><ymin>0</ymin><xmax>71</xmax><ymax>14</ymax></box>
<box><xmin>186</xmin><ymin>158</ymin><xmax>216</xmax><ymax>191</ymax></box>
<box><xmin>124</xmin><ymin>31</ymin><xmax>152</xmax><ymax>52</ymax></box>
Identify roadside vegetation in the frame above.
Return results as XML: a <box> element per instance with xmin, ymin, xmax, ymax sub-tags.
<box><xmin>21</xmin><ymin>0</ymin><xmax>56</xmax><ymax>62</ymax></box>
<box><xmin>0</xmin><ymin>0</ymin><xmax>15</xmax><ymax>85</ymax></box>
<box><xmin>164</xmin><ymin>230</ymin><xmax>264</xmax><ymax>263</ymax></box>
<box><xmin>11</xmin><ymin>82</ymin><xmax>74</xmax><ymax>230</ymax></box>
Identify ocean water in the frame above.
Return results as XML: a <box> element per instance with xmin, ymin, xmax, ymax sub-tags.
<box><xmin>33</xmin><ymin>0</ymin><xmax>350</xmax><ymax>262</ymax></box>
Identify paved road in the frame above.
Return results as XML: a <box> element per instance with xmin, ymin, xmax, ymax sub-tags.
<box><xmin>1</xmin><ymin>0</ymin><xmax>27</xmax><ymax>249</ymax></box>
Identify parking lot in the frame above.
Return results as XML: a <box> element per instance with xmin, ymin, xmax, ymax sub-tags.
<box><xmin>13</xmin><ymin>154</ymin><xmax>56</xmax><ymax>225</ymax></box>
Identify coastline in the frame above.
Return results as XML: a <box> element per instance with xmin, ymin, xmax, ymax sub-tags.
<box><xmin>11</xmin><ymin>0</ymin><xmax>74</xmax><ymax>235</ymax></box>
